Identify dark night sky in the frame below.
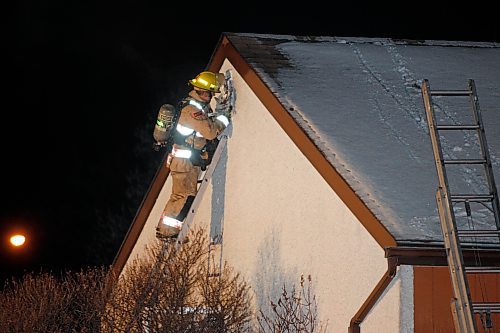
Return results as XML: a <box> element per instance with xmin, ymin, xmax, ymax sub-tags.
<box><xmin>2</xmin><ymin>1</ymin><xmax>498</xmax><ymax>285</ymax></box>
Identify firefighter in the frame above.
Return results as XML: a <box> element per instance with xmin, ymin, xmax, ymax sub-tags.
<box><xmin>156</xmin><ymin>71</ymin><xmax>229</xmax><ymax>239</ymax></box>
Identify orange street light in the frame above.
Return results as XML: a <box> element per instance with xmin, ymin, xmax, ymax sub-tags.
<box><xmin>10</xmin><ymin>234</ymin><xmax>26</xmax><ymax>247</ymax></box>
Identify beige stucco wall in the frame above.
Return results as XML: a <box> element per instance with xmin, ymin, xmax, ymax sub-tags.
<box><xmin>188</xmin><ymin>59</ymin><xmax>413</xmax><ymax>332</ymax></box>
<box><xmin>121</xmin><ymin>58</ymin><xmax>415</xmax><ymax>332</ymax></box>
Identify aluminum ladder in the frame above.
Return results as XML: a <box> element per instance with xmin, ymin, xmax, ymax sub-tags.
<box><xmin>154</xmin><ymin>134</ymin><xmax>227</xmax><ymax>273</ymax></box>
<box><xmin>127</xmin><ymin>135</ymin><xmax>229</xmax><ymax>330</ymax></box>
<box><xmin>174</xmin><ymin>135</ymin><xmax>226</xmax><ymax>288</ymax></box>
<box><xmin>422</xmin><ymin>79</ymin><xmax>500</xmax><ymax>332</ymax></box>
<box><xmin>174</xmin><ymin>135</ymin><xmax>227</xmax><ymax>248</ymax></box>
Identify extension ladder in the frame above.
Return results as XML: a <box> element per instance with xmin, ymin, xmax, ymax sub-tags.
<box><xmin>173</xmin><ymin>134</ymin><xmax>227</xmax><ymax>245</ymax></box>
<box><xmin>165</xmin><ymin>135</ymin><xmax>227</xmax><ymax>285</ymax></box>
<box><xmin>422</xmin><ymin>79</ymin><xmax>500</xmax><ymax>332</ymax></box>
<box><xmin>127</xmin><ymin>134</ymin><xmax>229</xmax><ymax>330</ymax></box>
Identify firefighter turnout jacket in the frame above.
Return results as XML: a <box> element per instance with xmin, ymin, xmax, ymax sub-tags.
<box><xmin>161</xmin><ymin>90</ymin><xmax>228</xmax><ymax>226</ymax></box>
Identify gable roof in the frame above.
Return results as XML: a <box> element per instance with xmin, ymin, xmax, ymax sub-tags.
<box><xmin>208</xmin><ymin>33</ymin><xmax>500</xmax><ymax>247</ymax></box>
<box><xmin>113</xmin><ymin>32</ymin><xmax>500</xmax><ymax>275</ymax></box>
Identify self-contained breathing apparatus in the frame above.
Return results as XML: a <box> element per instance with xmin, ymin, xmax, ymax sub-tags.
<box><xmin>152</xmin><ymin>69</ymin><xmax>233</xmax><ymax>170</ymax></box>
<box><xmin>153</xmin><ymin>103</ymin><xmax>179</xmax><ymax>152</ymax></box>
<box><xmin>152</xmin><ymin>98</ymin><xmax>220</xmax><ymax>171</ymax></box>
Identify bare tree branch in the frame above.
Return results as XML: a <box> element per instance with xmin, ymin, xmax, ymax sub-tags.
<box><xmin>257</xmin><ymin>275</ymin><xmax>328</xmax><ymax>333</ymax></box>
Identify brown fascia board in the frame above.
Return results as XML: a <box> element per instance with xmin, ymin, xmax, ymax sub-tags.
<box><xmin>208</xmin><ymin>33</ymin><xmax>397</xmax><ymax>249</ymax></box>
<box><xmin>386</xmin><ymin>246</ymin><xmax>500</xmax><ymax>267</ymax></box>
<box><xmin>112</xmin><ymin>153</ymin><xmax>170</xmax><ymax>276</ymax></box>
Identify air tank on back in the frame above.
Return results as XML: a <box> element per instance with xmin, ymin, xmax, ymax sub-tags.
<box><xmin>153</xmin><ymin>103</ymin><xmax>176</xmax><ymax>150</ymax></box>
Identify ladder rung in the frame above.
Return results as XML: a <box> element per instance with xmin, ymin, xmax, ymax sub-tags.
<box><xmin>450</xmin><ymin>194</ymin><xmax>494</xmax><ymax>202</ymax></box>
<box><xmin>430</xmin><ymin>90</ymin><xmax>472</xmax><ymax>96</ymax></box>
<box><xmin>465</xmin><ymin>267</ymin><xmax>500</xmax><ymax>273</ymax></box>
<box><xmin>473</xmin><ymin>302</ymin><xmax>500</xmax><ymax>313</ymax></box>
<box><xmin>208</xmin><ymin>272</ymin><xmax>220</xmax><ymax>278</ymax></box>
<box><xmin>435</xmin><ymin>125</ymin><xmax>480</xmax><ymax>130</ymax></box>
<box><xmin>443</xmin><ymin>159</ymin><xmax>486</xmax><ymax>165</ymax></box>
<box><xmin>457</xmin><ymin>230</ymin><xmax>500</xmax><ymax>237</ymax></box>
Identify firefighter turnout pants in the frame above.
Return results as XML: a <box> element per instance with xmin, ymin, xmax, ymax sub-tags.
<box><xmin>163</xmin><ymin>163</ymin><xmax>201</xmax><ymax>221</ymax></box>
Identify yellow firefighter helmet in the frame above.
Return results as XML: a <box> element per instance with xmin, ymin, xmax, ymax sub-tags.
<box><xmin>189</xmin><ymin>71</ymin><xmax>224</xmax><ymax>93</ymax></box>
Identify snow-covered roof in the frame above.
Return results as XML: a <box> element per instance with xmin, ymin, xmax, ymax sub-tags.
<box><xmin>225</xmin><ymin>33</ymin><xmax>500</xmax><ymax>246</ymax></box>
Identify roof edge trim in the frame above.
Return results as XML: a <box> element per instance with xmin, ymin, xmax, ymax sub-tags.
<box><xmin>111</xmin><ymin>153</ymin><xmax>171</xmax><ymax>276</ymax></box>
<box><xmin>386</xmin><ymin>246</ymin><xmax>500</xmax><ymax>266</ymax></box>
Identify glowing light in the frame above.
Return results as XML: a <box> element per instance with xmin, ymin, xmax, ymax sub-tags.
<box><xmin>10</xmin><ymin>234</ymin><xmax>26</xmax><ymax>247</ymax></box>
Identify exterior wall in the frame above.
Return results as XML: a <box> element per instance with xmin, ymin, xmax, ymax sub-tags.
<box><xmin>363</xmin><ymin>265</ymin><xmax>414</xmax><ymax>333</ymax></box>
<box><xmin>190</xmin><ymin>59</ymin><xmax>410</xmax><ymax>332</ymax></box>
<box><xmin>119</xmin><ymin>58</ymin><xmax>417</xmax><ymax>332</ymax></box>
<box><xmin>414</xmin><ymin>266</ymin><xmax>500</xmax><ymax>333</ymax></box>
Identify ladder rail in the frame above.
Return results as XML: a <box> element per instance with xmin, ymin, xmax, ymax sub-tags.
<box><xmin>468</xmin><ymin>80</ymin><xmax>500</xmax><ymax>231</ymax></box>
<box><xmin>422</xmin><ymin>80</ymin><xmax>452</xmax><ymax>201</ymax></box>
<box><xmin>436</xmin><ymin>171</ymin><xmax>478</xmax><ymax>333</ymax></box>
<box><xmin>207</xmin><ymin>228</ymin><xmax>224</xmax><ymax>279</ymax></box>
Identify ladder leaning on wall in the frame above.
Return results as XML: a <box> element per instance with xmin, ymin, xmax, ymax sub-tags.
<box><xmin>155</xmin><ymin>133</ymin><xmax>228</xmax><ymax>277</ymax></box>
<box><xmin>174</xmin><ymin>134</ymin><xmax>227</xmax><ymax>258</ymax></box>
<box><xmin>125</xmin><ymin>135</ymin><xmax>228</xmax><ymax>330</ymax></box>
<box><xmin>422</xmin><ymin>79</ymin><xmax>500</xmax><ymax>333</ymax></box>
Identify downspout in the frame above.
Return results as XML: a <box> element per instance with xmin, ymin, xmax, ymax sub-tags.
<box><xmin>348</xmin><ymin>257</ymin><xmax>399</xmax><ymax>333</ymax></box>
